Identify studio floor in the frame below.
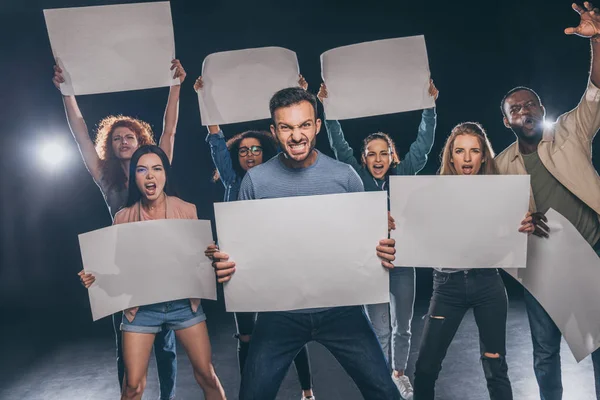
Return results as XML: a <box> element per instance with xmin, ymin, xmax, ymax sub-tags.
<box><xmin>0</xmin><ymin>296</ymin><xmax>596</xmax><ymax>400</ymax></box>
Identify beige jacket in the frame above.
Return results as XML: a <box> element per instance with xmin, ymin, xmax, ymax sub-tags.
<box><xmin>114</xmin><ymin>195</ymin><xmax>201</xmax><ymax>322</ymax></box>
<box><xmin>496</xmin><ymin>81</ymin><xmax>600</xmax><ymax>281</ymax></box>
<box><xmin>495</xmin><ymin>80</ymin><xmax>600</xmax><ymax>221</ymax></box>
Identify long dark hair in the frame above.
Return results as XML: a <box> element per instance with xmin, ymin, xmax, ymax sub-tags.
<box><xmin>213</xmin><ymin>130</ymin><xmax>278</xmax><ymax>182</ymax></box>
<box><xmin>125</xmin><ymin>145</ymin><xmax>176</xmax><ymax>207</ymax></box>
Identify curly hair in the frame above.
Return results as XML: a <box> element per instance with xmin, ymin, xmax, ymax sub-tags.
<box><xmin>360</xmin><ymin>132</ymin><xmax>401</xmax><ymax>170</ymax></box>
<box><xmin>212</xmin><ymin>130</ymin><xmax>278</xmax><ymax>182</ymax></box>
<box><xmin>94</xmin><ymin>115</ymin><xmax>155</xmax><ymax>190</ymax></box>
<box><xmin>439</xmin><ymin>122</ymin><xmax>498</xmax><ymax>175</ymax></box>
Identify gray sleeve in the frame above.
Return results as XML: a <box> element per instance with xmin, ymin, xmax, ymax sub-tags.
<box><xmin>238</xmin><ymin>172</ymin><xmax>256</xmax><ymax>200</ymax></box>
<box><xmin>347</xmin><ymin>166</ymin><xmax>365</xmax><ymax>193</ymax></box>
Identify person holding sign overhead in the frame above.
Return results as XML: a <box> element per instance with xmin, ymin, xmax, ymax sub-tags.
<box><xmin>53</xmin><ymin>59</ymin><xmax>186</xmax><ymax>400</ymax></box>
<box><xmin>317</xmin><ymin>80</ymin><xmax>438</xmax><ymax>400</ymax></box>
<box><xmin>80</xmin><ymin>145</ymin><xmax>226</xmax><ymax>400</ymax></box>
<box><xmin>195</xmin><ymin>75</ymin><xmax>317</xmax><ymax>400</ymax></box>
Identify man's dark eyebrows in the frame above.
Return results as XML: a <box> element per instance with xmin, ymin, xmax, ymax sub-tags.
<box><xmin>278</xmin><ymin>119</ymin><xmax>313</xmax><ymax>127</ymax></box>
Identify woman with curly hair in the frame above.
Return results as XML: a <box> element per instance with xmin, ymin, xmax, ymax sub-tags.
<box><xmin>413</xmin><ymin>122</ymin><xmax>534</xmax><ymax>400</ymax></box>
<box><xmin>195</xmin><ymin>76</ymin><xmax>317</xmax><ymax>400</ymax></box>
<box><xmin>54</xmin><ymin>59</ymin><xmax>186</xmax><ymax>400</ymax></box>
<box><xmin>317</xmin><ymin>81</ymin><xmax>439</xmax><ymax>400</ymax></box>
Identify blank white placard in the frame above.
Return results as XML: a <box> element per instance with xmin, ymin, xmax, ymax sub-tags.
<box><xmin>214</xmin><ymin>192</ymin><xmax>389</xmax><ymax>312</ymax></box>
<box><xmin>520</xmin><ymin>209</ymin><xmax>600</xmax><ymax>362</ymax></box>
<box><xmin>79</xmin><ymin>219</ymin><xmax>216</xmax><ymax>321</ymax></box>
<box><xmin>321</xmin><ymin>36</ymin><xmax>435</xmax><ymax>120</ymax></box>
<box><xmin>198</xmin><ymin>46</ymin><xmax>300</xmax><ymax>125</ymax></box>
<box><xmin>44</xmin><ymin>2</ymin><xmax>177</xmax><ymax>95</ymax></box>
<box><xmin>389</xmin><ymin>175</ymin><xmax>530</xmax><ymax>269</ymax></box>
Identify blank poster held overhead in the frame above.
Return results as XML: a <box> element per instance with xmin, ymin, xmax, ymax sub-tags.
<box><xmin>389</xmin><ymin>175</ymin><xmax>531</xmax><ymax>269</ymax></box>
<box><xmin>44</xmin><ymin>2</ymin><xmax>177</xmax><ymax>96</ymax></box>
<box><xmin>198</xmin><ymin>47</ymin><xmax>300</xmax><ymax>125</ymax></box>
<box><xmin>321</xmin><ymin>35</ymin><xmax>435</xmax><ymax>120</ymax></box>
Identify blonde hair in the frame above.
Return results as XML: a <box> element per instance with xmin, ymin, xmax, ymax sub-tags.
<box><xmin>439</xmin><ymin>122</ymin><xmax>498</xmax><ymax>175</ymax></box>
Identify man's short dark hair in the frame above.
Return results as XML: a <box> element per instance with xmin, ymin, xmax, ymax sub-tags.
<box><xmin>500</xmin><ymin>86</ymin><xmax>542</xmax><ymax>117</ymax></box>
<box><xmin>269</xmin><ymin>87</ymin><xmax>318</xmax><ymax>121</ymax></box>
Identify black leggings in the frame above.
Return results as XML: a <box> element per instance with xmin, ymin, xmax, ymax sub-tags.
<box><xmin>235</xmin><ymin>311</ymin><xmax>313</xmax><ymax>391</ymax></box>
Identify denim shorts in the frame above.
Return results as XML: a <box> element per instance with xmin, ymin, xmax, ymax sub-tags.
<box><xmin>121</xmin><ymin>299</ymin><xmax>206</xmax><ymax>334</ymax></box>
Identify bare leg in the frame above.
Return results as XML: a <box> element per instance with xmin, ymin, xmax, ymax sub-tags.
<box><xmin>175</xmin><ymin>321</ymin><xmax>226</xmax><ymax>400</ymax></box>
<box><xmin>121</xmin><ymin>332</ymin><xmax>155</xmax><ymax>400</ymax></box>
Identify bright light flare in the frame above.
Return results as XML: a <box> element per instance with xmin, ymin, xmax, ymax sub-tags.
<box><xmin>39</xmin><ymin>140</ymin><xmax>68</xmax><ymax>168</ymax></box>
<box><xmin>543</xmin><ymin>119</ymin><xmax>554</xmax><ymax>129</ymax></box>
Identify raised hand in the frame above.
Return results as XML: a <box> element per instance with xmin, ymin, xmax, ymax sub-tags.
<box><xmin>298</xmin><ymin>74</ymin><xmax>308</xmax><ymax>90</ymax></box>
<box><xmin>429</xmin><ymin>79</ymin><xmax>439</xmax><ymax>100</ymax></box>
<box><xmin>170</xmin><ymin>59</ymin><xmax>186</xmax><ymax>85</ymax></box>
<box><xmin>565</xmin><ymin>2</ymin><xmax>600</xmax><ymax>38</ymax></box>
<box><xmin>78</xmin><ymin>269</ymin><xmax>96</xmax><ymax>289</ymax></box>
<box><xmin>194</xmin><ymin>76</ymin><xmax>204</xmax><ymax>92</ymax></box>
<box><xmin>317</xmin><ymin>83</ymin><xmax>328</xmax><ymax>103</ymax></box>
<box><xmin>52</xmin><ymin>65</ymin><xmax>65</xmax><ymax>90</ymax></box>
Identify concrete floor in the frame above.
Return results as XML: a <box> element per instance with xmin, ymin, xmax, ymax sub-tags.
<box><xmin>0</xmin><ymin>296</ymin><xmax>596</xmax><ymax>400</ymax></box>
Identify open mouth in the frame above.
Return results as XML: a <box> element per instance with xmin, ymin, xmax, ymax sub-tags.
<box><xmin>523</xmin><ymin>116</ymin><xmax>536</xmax><ymax>127</ymax></box>
<box><xmin>461</xmin><ymin>165</ymin><xmax>474</xmax><ymax>175</ymax></box>
<box><xmin>144</xmin><ymin>182</ymin><xmax>157</xmax><ymax>195</ymax></box>
<box><xmin>246</xmin><ymin>159</ymin><xmax>256</xmax><ymax>167</ymax></box>
<box><xmin>373</xmin><ymin>164</ymin><xmax>385</xmax><ymax>174</ymax></box>
<box><xmin>288</xmin><ymin>141</ymin><xmax>307</xmax><ymax>155</ymax></box>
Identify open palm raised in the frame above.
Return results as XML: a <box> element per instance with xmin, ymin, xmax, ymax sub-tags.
<box><xmin>565</xmin><ymin>1</ymin><xmax>600</xmax><ymax>37</ymax></box>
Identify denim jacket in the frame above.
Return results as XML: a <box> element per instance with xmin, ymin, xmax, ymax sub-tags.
<box><xmin>206</xmin><ymin>130</ymin><xmax>241</xmax><ymax>202</ymax></box>
<box><xmin>324</xmin><ymin>108</ymin><xmax>437</xmax><ymax>193</ymax></box>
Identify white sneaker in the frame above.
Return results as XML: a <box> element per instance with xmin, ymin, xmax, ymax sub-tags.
<box><xmin>301</xmin><ymin>396</ymin><xmax>315</xmax><ymax>400</ymax></box>
<box><xmin>392</xmin><ymin>374</ymin><xmax>414</xmax><ymax>400</ymax></box>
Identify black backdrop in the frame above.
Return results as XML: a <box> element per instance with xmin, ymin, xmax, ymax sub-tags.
<box><xmin>0</xmin><ymin>0</ymin><xmax>597</xmax><ymax>313</ymax></box>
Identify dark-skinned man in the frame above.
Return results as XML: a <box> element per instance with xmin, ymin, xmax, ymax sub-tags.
<box><xmin>496</xmin><ymin>2</ymin><xmax>600</xmax><ymax>399</ymax></box>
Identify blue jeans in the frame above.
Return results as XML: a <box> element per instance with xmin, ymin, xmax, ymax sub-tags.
<box><xmin>365</xmin><ymin>266</ymin><xmax>416</xmax><ymax>372</ymax></box>
<box><xmin>524</xmin><ymin>289</ymin><xmax>600</xmax><ymax>400</ymax></box>
<box><xmin>234</xmin><ymin>312</ymin><xmax>313</xmax><ymax>389</ymax></box>
<box><xmin>239</xmin><ymin>306</ymin><xmax>400</xmax><ymax>400</ymax></box>
<box><xmin>113</xmin><ymin>312</ymin><xmax>177</xmax><ymax>400</ymax></box>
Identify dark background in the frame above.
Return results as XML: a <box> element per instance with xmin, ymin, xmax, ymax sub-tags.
<box><xmin>0</xmin><ymin>0</ymin><xmax>598</xmax><ymax>315</ymax></box>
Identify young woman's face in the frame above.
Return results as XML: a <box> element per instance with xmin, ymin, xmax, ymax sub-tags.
<box><xmin>451</xmin><ymin>134</ymin><xmax>484</xmax><ymax>175</ymax></box>
<box><xmin>238</xmin><ymin>137</ymin><xmax>264</xmax><ymax>172</ymax></box>
<box><xmin>363</xmin><ymin>138</ymin><xmax>392</xmax><ymax>179</ymax></box>
<box><xmin>111</xmin><ymin>127</ymin><xmax>139</xmax><ymax>160</ymax></box>
<box><xmin>135</xmin><ymin>153</ymin><xmax>166</xmax><ymax>201</ymax></box>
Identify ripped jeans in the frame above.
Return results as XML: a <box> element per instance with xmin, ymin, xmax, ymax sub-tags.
<box><xmin>414</xmin><ymin>269</ymin><xmax>512</xmax><ymax>400</ymax></box>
